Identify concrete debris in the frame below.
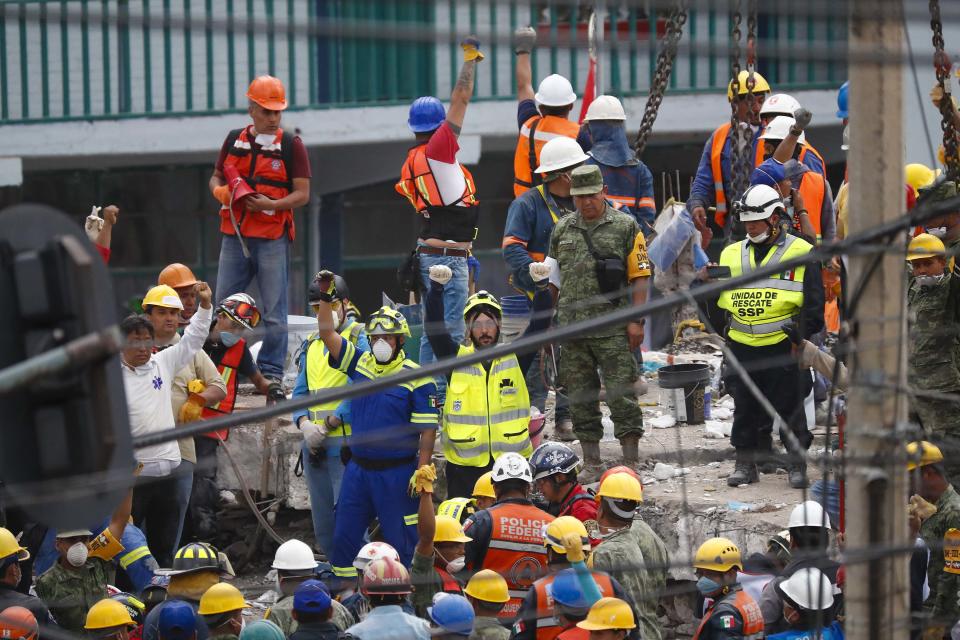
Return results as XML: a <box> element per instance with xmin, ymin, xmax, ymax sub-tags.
<box><xmin>711</xmin><ymin>406</ymin><xmax>733</xmax><ymax>420</ymax></box>
<box><xmin>220</xmin><ymin>490</ymin><xmax>238</xmax><ymax>505</ymax></box>
<box><xmin>648</xmin><ymin>414</ymin><xmax>678</xmax><ymax>429</ymax></box>
<box><xmin>703</xmin><ymin>420</ymin><xmax>733</xmax><ymax>439</ymax></box>
<box><xmin>652</xmin><ymin>462</ymin><xmax>691</xmax><ymax>480</ymax></box>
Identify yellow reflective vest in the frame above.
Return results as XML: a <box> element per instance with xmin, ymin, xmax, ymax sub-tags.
<box><xmin>717</xmin><ymin>232</ymin><xmax>812</xmax><ymax>347</ymax></box>
<box><xmin>442</xmin><ymin>344</ymin><xmax>532</xmax><ymax>467</ymax></box>
<box><xmin>305</xmin><ymin>320</ymin><xmax>364</xmax><ymax>438</ymax></box>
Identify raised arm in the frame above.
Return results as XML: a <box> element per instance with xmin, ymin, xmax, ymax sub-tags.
<box><xmin>514</xmin><ymin>27</ymin><xmax>537</xmax><ymax>102</ymax></box>
<box><xmin>772</xmin><ymin>108</ymin><xmax>811</xmax><ymax>164</ymax></box>
<box><xmin>311</xmin><ymin>271</ymin><xmax>346</xmax><ymax>362</ymax></box>
<box><xmin>424</xmin><ymin>266</ymin><xmax>460</xmax><ymax>360</ymax></box>
<box><xmin>447</xmin><ymin>37</ymin><xmax>483</xmax><ymax>133</ymax></box>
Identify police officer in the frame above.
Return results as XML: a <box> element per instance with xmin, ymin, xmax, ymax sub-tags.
<box><xmin>548</xmin><ymin>165</ymin><xmax>651</xmax><ymax>474</ymax></box>
<box><xmin>529</xmin><ymin>443</ymin><xmax>596</xmax><ymax>523</ymax></box>
<box><xmin>310</xmin><ymin>271</ymin><xmax>439</xmax><ymax>578</ymax></box>
<box><xmin>692</xmin><ymin>538</ymin><xmax>764</xmax><ymax>640</ymax></box>
<box><xmin>716</xmin><ymin>184</ymin><xmax>823</xmax><ymax>489</ymax></box>
<box><xmin>292</xmin><ymin>272</ymin><xmax>369</xmax><ymax>557</ymax></box>
<box><xmin>462</xmin><ymin>453</ymin><xmax>555</xmax><ymax>623</ymax></box>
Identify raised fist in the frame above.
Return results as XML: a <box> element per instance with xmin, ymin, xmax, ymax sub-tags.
<box><xmin>529</xmin><ymin>261</ymin><xmax>552</xmax><ymax>283</ymax></box>
<box><xmin>429</xmin><ymin>265</ymin><xmax>453</xmax><ymax>285</ymax></box>
<box><xmin>514</xmin><ymin>26</ymin><xmax>537</xmax><ymax>54</ymax></box>
<box><xmin>792</xmin><ymin>108</ymin><xmax>812</xmax><ymax>131</ymax></box>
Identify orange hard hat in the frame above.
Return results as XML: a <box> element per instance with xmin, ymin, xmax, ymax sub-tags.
<box><xmin>0</xmin><ymin>606</ymin><xmax>38</xmax><ymax>640</ymax></box>
<box><xmin>598</xmin><ymin>465</ymin><xmax>641</xmax><ymax>487</ymax></box>
<box><xmin>247</xmin><ymin>75</ymin><xmax>288</xmax><ymax>111</ymax></box>
<box><xmin>158</xmin><ymin>263</ymin><xmax>199</xmax><ymax>290</ymax></box>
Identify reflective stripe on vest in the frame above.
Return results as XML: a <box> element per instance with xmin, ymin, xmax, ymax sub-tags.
<box><xmin>441</xmin><ymin>345</ymin><xmax>532</xmax><ymax>467</ymax></box>
<box><xmin>716</xmin><ymin>234</ymin><xmax>812</xmax><ymax>347</ymax></box>
<box><xmin>221</xmin><ymin>127</ymin><xmax>294</xmax><ymax>241</ymax></box>
<box><xmin>514</xmin><ymin>115</ymin><xmax>582</xmax><ymax>197</ymax></box>
<box><xmin>709</xmin><ymin>122</ymin><xmax>765</xmax><ymax>227</ymax></box>
<box><xmin>201</xmin><ymin>339</ymin><xmax>246</xmax><ymax>440</ymax></box>
<box><xmin>532</xmin><ymin>572</ymin><xmax>616</xmax><ymax>640</ymax></box>
<box><xmin>692</xmin><ymin>589</ymin><xmax>764</xmax><ymax>640</ymax></box>
<box><xmin>797</xmin><ymin>170</ymin><xmax>826</xmax><ymax>238</ymax></box>
<box><xmin>119</xmin><ymin>545</ymin><xmax>152</xmax><ymax>569</ymax></box>
<box><xmin>305</xmin><ymin>324</ymin><xmax>361</xmax><ymax>439</ymax></box>
<box><xmin>395</xmin><ymin>143</ymin><xmax>479</xmax><ymax>214</ymax></box>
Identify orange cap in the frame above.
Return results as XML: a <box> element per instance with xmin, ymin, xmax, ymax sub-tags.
<box><xmin>0</xmin><ymin>605</ymin><xmax>39</xmax><ymax>640</ymax></box>
<box><xmin>158</xmin><ymin>263</ymin><xmax>199</xmax><ymax>289</ymax></box>
<box><xmin>247</xmin><ymin>75</ymin><xmax>288</xmax><ymax>111</ymax></box>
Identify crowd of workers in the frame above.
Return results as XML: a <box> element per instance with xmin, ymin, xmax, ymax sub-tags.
<box><xmin>5</xmin><ymin>23</ymin><xmax>960</xmax><ymax>640</ymax></box>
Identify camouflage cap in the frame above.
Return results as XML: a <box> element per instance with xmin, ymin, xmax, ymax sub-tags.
<box><xmin>918</xmin><ymin>179</ymin><xmax>958</xmax><ymax>203</ymax></box>
<box><xmin>569</xmin><ymin>165</ymin><xmax>605</xmax><ymax>196</ymax></box>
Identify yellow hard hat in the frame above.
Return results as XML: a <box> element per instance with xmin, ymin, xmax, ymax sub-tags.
<box><xmin>143</xmin><ymin>284</ymin><xmax>184</xmax><ymax>310</ymax></box>
<box><xmin>596</xmin><ymin>472</ymin><xmax>644</xmax><ymax>502</ymax></box>
<box><xmin>906</xmin><ymin>233</ymin><xmax>946</xmax><ymax>261</ymax></box>
<box><xmin>198</xmin><ymin>582</ymin><xmax>245</xmax><ymax>616</ymax></box>
<box><xmin>84</xmin><ymin>599</ymin><xmax>135</xmax><ymax>630</ymax></box>
<box><xmin>365</xmin><ymin>306</ymin><xmax>411</xmax><ymax>337</ymax></box>
<box><xmin>434</xmin><ymin>515</ymin><xmax>472</xmax><ymax>544</ymax></box>
<box><xmin>905</xmin><ymin>163</ymin><xmax>937</xmax><ymax>196</ymax></box>
<box><xmin>907</xmin><ymin>441</ymin><xmax>944</xmax><ymax>471</ymax></box>
<box><xmin>437</xmin><ymin>497</ymin><xmax>475</xmax><ymax>524</ymax></box>
<box><xmin>576</xmin><ymin>597</ymin><xmax>636</xmax><ymax>631</ymax></box>
<box><xmin>472</xmin><ymin>472</ymin><xmax>495</xmax><ymax>499</ymax></box>
<box><xmin>0</xmin><ymin>528</ymin><xmax>29</xmax><ymax>562</ymax></box>
<box><xmin>727</xmin><ymin>70</ymin><xmax>771</xmax><ymax>101</ymax></box>
<box><xmin>693</xmin><ymin>537</ymin><xmax>742</xmax><ymax>572</ymax></box>
<box><xmin>543</xmin><ymin>516</ymin><xmax>591</xmax><ymax>554</ymax></box>
<box><xmin>464</xmin><ymin>569</ymin><xmax>510</xmax><ymax>603</ymax></box>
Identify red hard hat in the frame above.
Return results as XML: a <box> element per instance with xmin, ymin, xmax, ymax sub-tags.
<box><xmin>0</xmin><ymin>606</ymin><xmax>38</xmax><ymax>640</ymax></box>
<box><xmin>247</xmin><ymin>75</ymin><xmax>288</xmax><ymax>111</ymax></box>
<box><xmin>361</xmin><ymin>557</ymin><xmax>412</xmax><ymax>596</ymax></box>
<box><xmin>223</xmin><ymin>165</ymin><xmax>257</xmax><ymax>218</ymax></box>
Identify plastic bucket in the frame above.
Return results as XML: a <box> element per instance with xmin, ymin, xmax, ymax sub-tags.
<box><xmin>500</xmin><ymin>294</ymin><xmax>531</xmax><ymax>344</ymax></box>
<box><xmin>658</xmin><ymin>363</ymin><xmax>711</xmax><ymax>425</ymax></box>
<box><xmin>528</xmin><ymin>407</ymin><xmax>546</xmax><ymax>448</ymax></box>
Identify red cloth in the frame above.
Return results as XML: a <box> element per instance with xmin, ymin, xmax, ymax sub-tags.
<box><xmin>215</xmin><ymin>125</ymin><xmax>311</xmax><ymax>178</ymax></box>
<box><xmin>95</xmin><ymin>244</ymin><xmax>110</xmax><ymax>263</ymax></box>
<box><xmin>578</xmin><ymin>57</ymin><xmax>596</xmax><ymax>124</ymax></box>
<box><xmin>425</xmin><ymin>121</ymin><xmax>459</xmax><ymax>163</ymax></box>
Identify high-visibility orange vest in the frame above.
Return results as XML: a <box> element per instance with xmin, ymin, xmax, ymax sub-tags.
<box><xmin>480</xmin><ymin>501</ymin><xmax>555</xmax><ymax>622</ymax></box>
<box><xmin>532</xmin><ymin>571</ymin><xmax>616</xmax><ymax>640</ymax></box>
<box><xmin>514</xmin><ymin>115</ymin><xmax>582</xmax><ymax>197</ymax></box>
<box><xmin>797</xmin><ymin>170</ymin><xmax>827</xmax><ymax>238</ymax></box>
<box><xmin>710</xmin><ymin>122</ymin><xmax>765</xmax><ymax>228</ymax></box>
<box><xmin>395</xmin><ymin>143</ymin><xmax>480</xmax><ymax>242</ymax></box>
<box><xmin>220</xmin><ymin>127</ymin><xmax>296</xmax><ymax>241</ymax></box>
<box><xmin>555</xmin><ymin>627</ymin><xmax>589</xmax><ymax>640</ymax></box>
<box><xmin>692</xmin><ymin>588</ymin><xmax>764</xmax><ymax>640</ymax></box>
<box><xmin>201</xmin><ymin>339</ymin><xmax>246</xmax><ymax>440</ymax></box>
<box><xmin>435</xmin><ymin>565</ymin><xmax>464</xmax><ymax>597</ymax></box>
<box><xmin>798</xmin><ymin>143</ymin><xmax>826</xmax><ymax>174</ymax></box>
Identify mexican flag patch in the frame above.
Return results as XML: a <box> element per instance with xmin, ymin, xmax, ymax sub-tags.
<box><xmin>720</xmin><ymin>615</ymin><xmax>735</xmax><ymax>629</ymax></box>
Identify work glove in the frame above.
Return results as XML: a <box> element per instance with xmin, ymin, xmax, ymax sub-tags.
<box><xmin>301</xmin><ymin>420</ymin><xmax>328</xmax><ymax>451</ymax></box>
<box><xmin>84</xmin><ymin>206</ymin><xmax>104</xmax><ymax>242</ymax></box>
<box><xmin>429</xmin><ymin>265</ymin><xmax>453</xmax><ymax>285</ymax></box>
<box><xmin>529</xmin><ymin>261</ymin><xmax>552</xmax><ymax>283</ymax></box>
<box><xmin>514</xmin><ymin>26</ymin><xmax>537</xmax><ymax>54</ymax></box>
<box><xmin>409</xmin><ymin>464</ymin><xmax>438</xmax><ymax>497</ymax></box>
<box><xmin>314</xmin><ymin>270</ymin><xmax>338</xmax><ymax>302</ymax></box>
<box><xmin>561</xmin><ymin>532</ymin><xmax>586</xmax><ymax>564</ymax></box>
<box><xmin>213</xmin><ymin>184</ymin><xmax>232</xmax><ymax>207</ymax></box>
<box><xmin>178</xmin><ymin>393</ymin><xmax>206</xmax><ymax>423</ymax></box>
<box><xmin>267</xmin><ymin>382</ymin><xmax>286</xmax><ymax>403</ymax></box>
<box><xmin>781</xmin><ymin>321</ymin><xmax>802</xmax><ymax>346</ymax></box>
<box><xmin>910</xmin><ymin>494</ymin><xmax>938</xmax><ymax>522</ymax></box>
<box><xmin>461</xmin><ymin>36</ymin><xmax>484</xmax><ymax>62</ymax></box>
<box><xmin>922</xmin><ymin>625</ymin><xmax>945</xmax><ymax>640</ymax></box>
<box><xmin>791</xmin><ymin>108</ymin><xmax>813</xmax><ymax>132</ymax></box>
<box><xmin>187</xmin><ymin>379</ymin><xmax>206</xmax><ymax>395</ymax></box>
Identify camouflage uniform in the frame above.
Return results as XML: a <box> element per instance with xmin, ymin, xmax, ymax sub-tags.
<box><xmin>265</xmin><ymin>594</ymin><xmax>355</xmax><ymax>635</ymax></box>
<box><xmin>549</xmin><ymin>168</ymin><xmax>651</xmax><ymax>443</ymax></box>
<box><xmin>470</xmin><ymin>616</ymin><xmax>510</xmax><ymax>640</ymax></box>
<box><xmin>591</xmin><ymin>519</ymin><xmax>669</xmax><ymax>640</ymax></box>
<box><xmin>34</xmin><ymin>557</ymin><xmax>113</xmax><ymax>631</ymax></box>
<box><xmin>920</xmin><ymin>485</ymin><xmax>960</xmax><ymax>627</ymax></box>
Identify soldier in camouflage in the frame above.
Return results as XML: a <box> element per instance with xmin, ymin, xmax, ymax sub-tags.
<box><xmin>548</xmin><ymin>165</ymin><xmax>652</xmax><ymax>474</ymax></box>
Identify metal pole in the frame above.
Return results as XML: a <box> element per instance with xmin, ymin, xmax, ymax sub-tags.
<box><xmin>0</xmin><ymin>327</ymin><xmax>122</xmax><ymax>394</ymax></box>
<box><xmin>593</xmin><ymin>0</ymin><xmax>604</xmax><ymax>95</ymax></box>
<box><xmin>844</xmin><ymin>1</ymin><xmax>909</xmax><ymax>638</ymax></box>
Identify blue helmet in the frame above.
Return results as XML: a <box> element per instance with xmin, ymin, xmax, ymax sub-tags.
<box><xmin>408</xmin><ymin>96</ymin><xmax>446</xmax><ymax>133</ymax></box>
<box><xmin>529</xmin><ymin>442</ymin><xmax>581</xmax><ymax>482</ymax></box>
<box><xmin>158</xmin><ymin>601</ymin><xmax>197</xmax><ymax>640</ymax></box>
<box><xmin>836</xmin><ymin>81</ymin><xmax>848</xmax><ymax>119</ymax></box>
<box><xmin>427</xmin><ymin>594</ymin><xmax>475</xmax><ymax>637</ymax></box>
<box><xmin>548</xmin><ymin>569</ymin><xmax>591</xmax><ymax>611</ymax></box>
<box><xmin>293</xmin><ymin>579</ymin><xmax>332</xmax><ymax>614</ymax></box>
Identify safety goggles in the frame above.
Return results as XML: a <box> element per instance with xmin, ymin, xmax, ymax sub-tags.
<box><xmin>366</xmin><ymin>312</ymin><xmax>406</xmax><ymax>335</ymax></box>
<box><xmin>228</xmin><ymin>302</ymin><xmax>261</xmax><ymax>328</ymax></box>
<box><xmin>311</xmin><ymin>300</ymin><xmax>342</xmax><ymax>313</ymax></box>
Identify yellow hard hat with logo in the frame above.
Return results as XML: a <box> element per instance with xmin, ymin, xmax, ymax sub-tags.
<box><xmin>907</xmin><ymin>233</ymin><xmax>946</xmax><ymax>262</ymax></box>
<box><xmin>596</xmin><ymin>472</ymin><xmax>643</xmax><ymax>502</ymax></box>
<box><xmin>437</xmin><ymin>497</ymin><xmax>475</xmax><ymax>524</ymax></box>
<box><xmin>906</xmin><ymin>441</ymin><xmax>944</xmax><ymax>471</ymax></box>
<box><xmin>464</xmin><ymin>569</ymin><xmax>510</xmax><ymax>603</ymax></box>
<box><xmin>693</xmin><ymin>537</ymin><xmax>742</xmax><ymax>572</ymax></box>
<box><xmin>544</xmin><ymin>516</ymin><xmax>591</xmax><ymax>554</ymax></box>
<box><xmin>576</xmin><ymin>597</ymin><xmax>636</xmax><ymax>631</ymax></box>
<box><xmin>365</xmin><ymin>306</ymin><xmax>411</xmax><ymax>337</ymax></box>
<box><xmin>727</xmin><ymin>70</ymin><xmax>771</xmax><ymax>101</ymax></box>
<box><xmin>0</xmin><ymin>527</ymin><xmax>29</xmax><ymax>562</ymax></box>
<box><xmin>434</xmin><ymin>515</ymin><xmax>472</xmax><ymax>544</ymax></box>
<box><xmin>84</xmin><ymin>599</ymin><xmax>135</xmax><ymax>630</ymax></box>
<box><xmin>472</xmin><ymin>472</ymin><xmax>495</xmax><ymax>499</ymax></box>
<box><xmin>463</xmin><ymin>290</ymin><xmax>502</xmax><ymax>321</ymax></box>
<box><xmin>142</xmin><ymin>285</ymin><xmax>184</xmax><ymax>310</ymax></box>
<box><xmin>198</xmin><ymin>583</ymin><xmax>246</xmax><ymax>616</ymax></box>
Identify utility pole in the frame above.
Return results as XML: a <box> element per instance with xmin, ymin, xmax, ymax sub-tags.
<box><xmin>844</xmin><ymin>1</ymin><xmax>909</xmax><ymax>639</ymax></box>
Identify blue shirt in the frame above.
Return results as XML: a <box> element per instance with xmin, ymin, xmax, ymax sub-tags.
<box><xmin>344</xmin><ymin>605</ymin><xmax>430</xmax><ymax>640</ymax></box>
<box><xmin>503</xmin><ymin>185</ymin><xmax>574</xmax><ymax>295</ymax></box>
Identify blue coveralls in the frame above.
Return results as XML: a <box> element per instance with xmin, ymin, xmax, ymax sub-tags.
<box><xmin>327</xmin><ymin>338</ymin><xmax>438</xmax><ymax>579</ymax></box>
<box><xmin>581</xmin><ymin>121</ymin><xmax>656</xmax><ymax>234</ymax></box>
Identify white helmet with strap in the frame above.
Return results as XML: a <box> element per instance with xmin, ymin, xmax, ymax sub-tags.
<box><xmin>491</xmin><ymin>452</ymin><xmax>534</xmax><ymax>484</ymax></box>
<box><xmin>737</xmin><ymin>184</ymin><xmax>785</xmax><ymax>222</ymax></box>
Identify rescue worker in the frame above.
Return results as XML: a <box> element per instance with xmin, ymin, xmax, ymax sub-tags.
<box><xmin>343</xmin><ymin>558</ymin><xmax>430</xmax><ymax>640</ymax></box>
<box><xmin>716</xmin><ymin>184</ymin><xmax>823</xmax><ymax>488</ymax></box>
<box><xmin>428</xmin><ymin>594</ymin><xmax>476</xmax><ymax>639</ymax></box>
<box><xmin>84</xmin><ymin>599</ymin><xmax>137</xmax><ymax>640</ymax></box>
<box><xmin>198</xmin><ymin>584</ymin><xmax>245</xmax><ymax>640</ymax></box>
<box><xmin>512</xmin><ymin>518</ymin><xmax>634</xmax><ymax>640</ymax></box>
<box><xmin>907</xmin><ymin>441</ymin><xmax>960</xmax><ymax>640</ymax></box>
<box><xmin>739</xmin><ymin>532</ymin><xmax>793</xmax><ymax>610</ymax></box>
<box><xmin>758</xmin><ymin>95</ymin><xmax>826</xmax><ymax>176</ymax></box>
<box><xmin>265</xmin><ymin>540</ymin><xmax>353</xmax><ymax>634</ymax></box>
<box><xmin>157</xmin><ymin>601</ymin><xmax>199</xmax><ymax>640</ymax></box>
<box><xmin>309</xmin><ymin>271</ymin><xmax>439</xmax><ymax>576</ymax></box>
<box><xmin>548</xmin><ymin>165</ymin><xmax>651</xmax><ymax>473</ymax></box>
<box><xmin>472</xmin><ymin>473</ymin><xmax>497</xmax><ymax>511</ymax></box>
<box><xmin>581</xmin><ymin>96</ymin><xmax>656</xmax><ymax>234</ymax></box>
<box><xmin>209</xmin><ymin>75</ymin><xmax>312</xmax><ymax>383</ymax></box>
<box><xmin>0</xmin><ymin>529</ymin><xmax>52</xmax><ymax>627</ymax></box>
<box><xmin>590</xmin><ymin>473</ymin><xmax>669</xmax><ymax>640</ymax></box>
<box><xmin>0</xmin><ymin>606</ymin><xmax>38</xmax><ymax>640</ymax></box>
<box><xmin>157</xmin><ymin>263</ymin><xmax>200</xmax><ymax>325</ymax></box>
<box><xmin>289</xmin><ymin>580</ymin><xmax>339</xmax><ymax>640</ymax></box>
<box><xmin>575</xmin><ymin>598</ymin><xmax>637</xmax><ymax>640</ymax></box>
<box><xmin>546</xmin><ymin>568</ymin><xmax>601</xmax><ymax>639</ymax></box>
<box><xmin>462</xmin><ymin>452</ymin><xmax>555</xmax><ymax>622</ymax></box>
<box><xmin>144</xmin><ymin>283</ymin><xmax>227</xmax><ymax>557</ymax></box>
<box><xmin>767</xmin><ymin>568</ymin><xmax>842</xmax><ymax>640</ymax></box>
<box><xmin>425</xmin><ymin>262</ymin><xmax>552</xmax><ymax>498</ymax></box>
<box><xmin>512</xmin><ymin>26</ymin><xmax>581</xmax><ymax>197</ymax></box>
<box><xmin>238</xmin><ymin>621</ymin><xmax>283</xmax><ymax>640</ymax></box>
<box><xmin>292</xmin><ymin>273</ymin><xmax>369</xmax><ymax>557</ymax></box>
<box><xmin>109</xmin><ymin>593</ymin><xmax>145</xmax><ymax>640</ymax></box>
<box><xmin>687</xmin><ymin>70</ymin><xmax>771</xmax><ymax>238</ymax></box>
<box><xmin>528</xmin><ymin>443</ymin><xmax>597</xmax><ymax>523</ymax></box>
<box><xmin>395</xmin><ymin>38</ymin><xmax>483</xmax><ymax>390</ymax></box>
<box><xmin>691</xmin><ymin>538</ymin><xmax>764</xmax><ymax>640</ymax></box>
<box><xmin>917</xmin><ymin>181</ymin><xmax>960</xmax><ymax>277</ymax></box>
<box><xmin>463</xmin><ymin>571</ymin><xmax>510</xmax><ymax>640</ymax></box>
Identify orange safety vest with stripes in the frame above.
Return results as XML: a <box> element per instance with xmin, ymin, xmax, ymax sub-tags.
<box><xmin>395</xmin><ymin>143</ymin><xmax>480</xmax><ymax>242</ymax></box>
<box><xmin>514</xmin><ymin>115</ymin><xmax>582</xmax><ymax>197</ymax></box>
<box><xmin>710</xmin><ymin>122</ymin><xmax>765</xmax><ymax>228</ymax></box>
<box><xmin>798</xmin><ymin>143</ymin><xmax>826</xmax><ymax>174</ymax></box>
<box><xmin>532</xmin><ymin>572</ymin><xmax>616</xmax><ymax>640</ymax></box>
<box><xmin>797</xmin><ymin>170</ymin><xmax>827</xmax><ymax>238</ymax></box>
<box><xmin>481</xmin><ymin>501</ymin><xmax>555</xmax><ymax>622</ymax></box>
<box><xmin>692</xmin><ymin>588</ymin><xmax>764</xmax><ymax>640</ymax></box>
<box><xmin>201</xmin><ymin>339</ymin><xmax>246</xmax><ymax>440</ymax></box>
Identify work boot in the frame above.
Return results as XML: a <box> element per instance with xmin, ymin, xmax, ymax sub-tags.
<box><xmin>580</xmin><ymin>440</ymin><xmax>604</xmax><ymax>484</ymax></box>
<box><xmin>788</xmin><ymin>461</ymin><xmax>808</xmax><ymax>489</ymax></box>
<box><xmin>555</xmin><ymin>418</ymin><xmax>576</xmax><ymax>442</ymax></box>
<box><xmin>727</xmin><ymin>450</ymin><xmax>759</xmax><ymax>487</ymax></box>
<box><xmin>620</xmin><ymin>434</ymin><xmax>641</xmax><ymax>469</ymax></box>
<box><xmin>757</xmin><ymin>449</ymin><xmax>782</xmax><ymax>474</ymax></box>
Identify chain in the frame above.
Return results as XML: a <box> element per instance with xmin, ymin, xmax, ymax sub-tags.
<box><xmin>930</xmin><ymin>0</ymin><xmax>960</xmax><ymax>179</ymax></box>
<box><xmin>634</xmin><ymin>1</ymin><xmax>688</xmax><ymax>156</ymax></box>
<box><xmin>725</xmin><ymin>0</ymin><xmax>744</xmax><ymax>240</ymax></box>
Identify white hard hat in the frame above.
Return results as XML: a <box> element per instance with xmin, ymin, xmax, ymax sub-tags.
<box><xmin>778</xmin><ymin>567</ymin><xmax>834</xmax><ymax>611</ymax></box>
<box><xmin>535</xmin><ymin>74</ymin><xmax>577</xmax><ymax>107</ymax></box>
<box><xmin>272</xmin><ymin>539</ymin><xmax>319</xmax><ymax>571</ymax></box>
<box><xmin>760</xmin><ymin>93</ymin><xmax>802</xmax><ymax>117</ymax></box>
<box><xmin>352</xmin><ymin>541</ymin><xmax>400</xmax><ymax>571</ymax></box>
<box><xmin>491</xmin><ymin>452</ymin><xmax>534</xmax><ymax>484</ymax></box>
<box><xmin>737</xmin><ymin>184</ymin><xmax>785</xmax><ymax>222</ymax></box>
<box><xmin>788</xmin><ymin>500</ymin><xmax>833</xmax><ymax>529</ymax></box>
<box><xmin>534</xmin><ymin>137</ymin><xmax>589</xmax><ymax>174</ymax></box>
<box><xmin>840</xmin><ymin>124</ymin><xmax>849</xmax><ymax>152</ymax></box>
<box><xmin>760</xmin><ymin>115</ymin><xmax>806</xmax><ymax>144</ymax></box>
<box><xmin>584</xmin><ymin>95</ymin><xmax>626</xmax><ymax>121</ymax></box>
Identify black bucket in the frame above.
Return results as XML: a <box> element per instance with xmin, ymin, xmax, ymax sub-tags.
<box><xmin>658</xmin><ymin>363</ymin><xmax>711</xmax><ymax>425</ymax></box>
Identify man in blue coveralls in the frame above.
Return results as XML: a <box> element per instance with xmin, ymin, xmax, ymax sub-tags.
<box><xmin>308</xmin><ymin>270</ymin><xmax>439</xmax><ymax>582</ymax></box>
